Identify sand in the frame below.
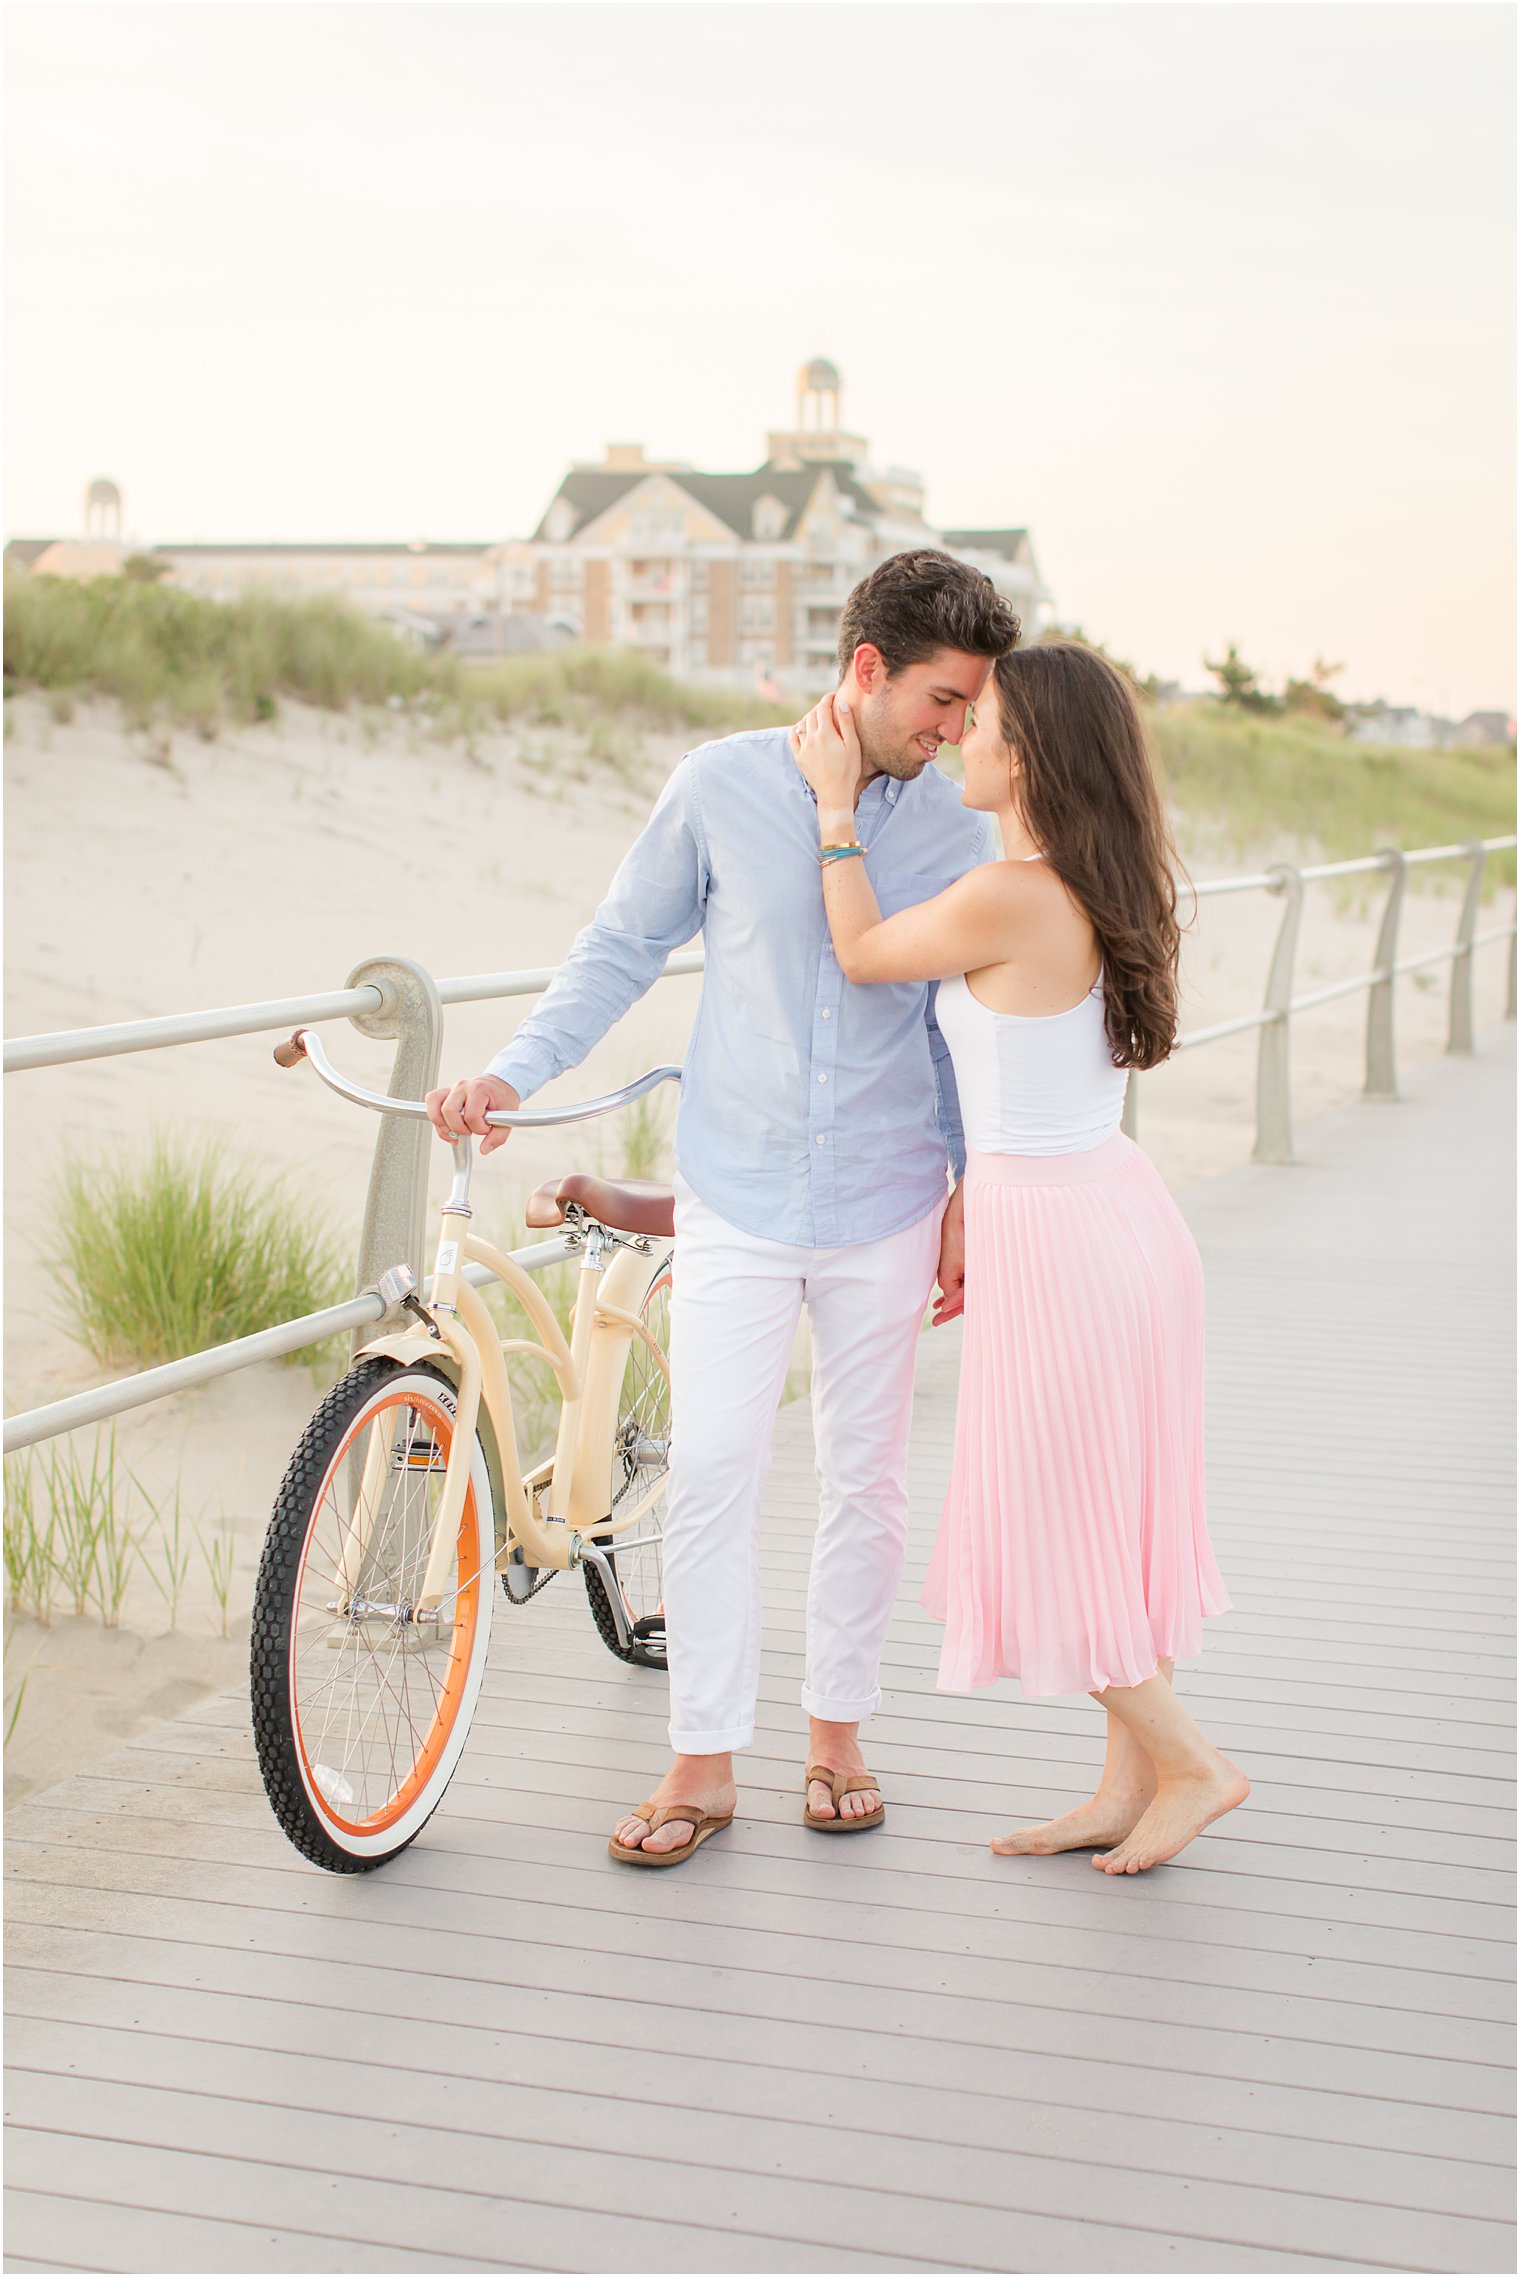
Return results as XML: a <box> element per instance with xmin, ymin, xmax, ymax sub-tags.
<box><xmin>4</xmin><ymin>693</ymin><xmax>1510</xmax><ymax>1803</ymax></box>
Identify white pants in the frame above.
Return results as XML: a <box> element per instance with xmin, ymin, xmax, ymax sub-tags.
<box><xmin>662</xmin><ymin>1176</ymin><xmax>946</xmax><ymax>1753</ymax></box>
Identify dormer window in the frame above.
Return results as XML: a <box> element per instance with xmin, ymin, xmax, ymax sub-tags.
<box><xmin>545</xmin><ymin>498</ymin><xmax>575</xmax><ymax>543</ymax></box>
<box><xmin>751</xmin><ymin>494</ymin><xmax>787</xmax><ymax>542</ymax></box>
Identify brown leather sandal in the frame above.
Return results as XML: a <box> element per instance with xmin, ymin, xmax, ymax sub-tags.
<box><xmin>804</xmin><ymin>1761</ymin><xmax>885</xmax><ymax>1833</ymax></box>
<box><xmin>608</xmin><ymin>1797</ymin><xmax>734</xmax><ymax>1868</ymax></box>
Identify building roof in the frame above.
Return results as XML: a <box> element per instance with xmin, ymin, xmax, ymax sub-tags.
<box><xmin>30</xmin><ymin>540</ymin><xmax>128</xmax><ymax>580</ymax></box>
<box><xmin>941</xmin><ymin>528</ymin><xmax>1030</xmax><ymax>560</ymax></box>
<box><xmin>531</xmin><ymin>471</ymin><xmax>645</xmax><ymax>542</ymax></box>
<box><xmin>534</xmin><ymin>458</ymin><xmax>887</xmax><ymax>545</ymax></box>
<box><xmin>4</xmin><ymin>539</ymin><xmax>57</xmax><ymax>568</ymax></box>
<box><xmin>148</xmin><ymin>540</ymin><xmax>494</xmax><ymax>557</ymax></box>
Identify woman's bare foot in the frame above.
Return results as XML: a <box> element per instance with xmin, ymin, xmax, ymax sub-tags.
<box><xmin>992</xmin><ymin>1785</ymin><xmax>1152</xmax><ymax>1855</ymax></box>
<box><xmin>613</xmin><ymin>1756</ymin><xmax>736</xmax><ymax>1858</ymax></box>
<box><xmin>1094</xmin><ymin>1759</ymin><xmax>1250</xmax><ymax>1873</ymax></box>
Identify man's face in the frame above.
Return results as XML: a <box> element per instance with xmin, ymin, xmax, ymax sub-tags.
<box><xmin>849</xmin><ymin>646</ymin><xmax>994</xmax><ymax>782</ymax></box>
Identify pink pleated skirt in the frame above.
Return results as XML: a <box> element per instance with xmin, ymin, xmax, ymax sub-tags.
<box><xmin>922</xmin><ymin>1132</ymin><xmax>1230</xmax><ymax>1697</ymax></box>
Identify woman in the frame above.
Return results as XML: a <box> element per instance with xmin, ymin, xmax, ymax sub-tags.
<box><xmin>790</xmin><ymin>642</ymin><xmax>1246</xmax><ymax>1873</ymax></box>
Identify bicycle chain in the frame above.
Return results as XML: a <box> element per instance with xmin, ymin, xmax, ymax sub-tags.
<box><xmin>499</xmin><ymin>1562</ymin><xmax>556</xmax><ymax>1606</ymax></box>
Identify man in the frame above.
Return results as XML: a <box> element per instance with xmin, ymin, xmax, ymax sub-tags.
<box><xmin>428</xmin><ymin>549</ymin><xmax>1019</xmax><ymax>1861</ymax></box>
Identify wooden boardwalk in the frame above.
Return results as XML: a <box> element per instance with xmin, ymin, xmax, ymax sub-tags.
<box><xmin>5</xmin><ymin>1033</ymin><xmax>1515</xmax><ymax>2276</ymax></box>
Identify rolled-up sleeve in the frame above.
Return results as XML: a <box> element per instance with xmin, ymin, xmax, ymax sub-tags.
<box><xmin>487</xmin><ymin>756</ymin><xmax>709</xmax><ymax>1102</ymax></box>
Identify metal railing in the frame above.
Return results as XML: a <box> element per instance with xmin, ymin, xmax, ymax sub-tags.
<box><xmin>4</xmin><ymin>839</ymin><xmax>1513</xmax><ymax>1455</ymax></box>
<box><xmin>1121</xmin><ymin>836</ymin><xmax>1516</xmax><ymax>1160</ymax></box>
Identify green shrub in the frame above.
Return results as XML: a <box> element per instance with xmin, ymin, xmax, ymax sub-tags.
<box><xmin>58</xmin><ymin>1135</ymin><xmax>347</xmax><ymax>1370</ymax></box>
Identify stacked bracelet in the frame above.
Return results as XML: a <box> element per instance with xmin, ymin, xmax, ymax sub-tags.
<box><xmin>819</xmin><ymin>842</ymin><xmax>865</xmax><ymax>866</ymax></box>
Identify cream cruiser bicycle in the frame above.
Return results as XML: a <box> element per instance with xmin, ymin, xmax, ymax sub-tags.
<box><xmin>250</xmin><ymin>1027</ymin><xmax>679</xmax><ymax>1874</ymax></box>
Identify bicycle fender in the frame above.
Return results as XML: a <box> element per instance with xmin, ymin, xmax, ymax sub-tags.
<box><xmin>355</xmin><ymin>1325</ymin><xmax>448</xmax><ymax>1371</ymax></box>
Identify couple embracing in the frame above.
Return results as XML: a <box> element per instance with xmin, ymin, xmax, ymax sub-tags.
<box><xmin>429</xmin><ymin>550</ymin><xmax>1248</xmax><ymax>1877</ymax></box>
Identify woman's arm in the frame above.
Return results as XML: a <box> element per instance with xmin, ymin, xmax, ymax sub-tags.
<box><xmin>792</xmin><ymin>694</ymin><xmax>1022</xmax><ymax>984</ymax></box>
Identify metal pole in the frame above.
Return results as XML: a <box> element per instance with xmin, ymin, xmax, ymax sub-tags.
<box><xmin>2</xmin><ymin>1293</ymin><xmax>386</xmax><ymax>1454</ymax></box>
<box><xmin>1253</xmin><ymin>863</ymin><xmax>1303</xmax><ymax>1165</ymax></box>
<box><xmin>1</xmin><ymin>1238</ymin><xmax>577</xmax><ymax>1456</ymax></box>
<box><xmin>1447</xmin><ymin>842</ymin><xmax>1485</xmax><ymax>1055</ymax></box>
<box><xmin>3</xmin><ymin>984</ymin><xmax>384</xmax><ymax>1073</ymax></box>
<box><xmin>345</xmin><ymin>955</ymin><xmax>444</xmax><ymax>1345</ymax></box>
<box><xmin>1363</xmin><ymin>848</ymin><xmax>1406</xmax><ymax>1100</ymax></box>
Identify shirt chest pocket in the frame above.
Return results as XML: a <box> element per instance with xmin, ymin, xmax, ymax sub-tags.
<box><xmin>872</xmin><ymin>868</ymin><xmax>961</xmax><ymax>918</ymax></box>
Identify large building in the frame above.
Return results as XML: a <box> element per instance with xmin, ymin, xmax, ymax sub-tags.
<box><xmin>494</xmin><ymin>361</ymin><xmax>1048</xmax><ymax>687</ymax></box>
<box><xmin>6</xmin><ymin>365</ymin><xmax>1050</xmax><ymax>687</ymax></box>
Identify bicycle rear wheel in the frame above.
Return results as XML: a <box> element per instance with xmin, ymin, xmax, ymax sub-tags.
<box><xmin>251</xmin><ymin>1359</ymin><xmax>493</xmax><ymax>1872</ymax></box>
<box><xmin>585</xmin><ymin>1254</ymin><xmax>671</xmax><ymax>1668</ymax></box>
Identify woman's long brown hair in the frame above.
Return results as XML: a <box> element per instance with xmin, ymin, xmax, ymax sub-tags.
<box><xmin>992</xmin><ymin>643</ymin><xmax>1184</xmax><ymax>1070</ymax></box>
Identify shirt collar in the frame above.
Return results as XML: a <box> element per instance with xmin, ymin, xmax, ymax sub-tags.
<box><xmin>799</xmin><ymin>774</ymin><xmax>898</xmax><ymax>807</ymax></box>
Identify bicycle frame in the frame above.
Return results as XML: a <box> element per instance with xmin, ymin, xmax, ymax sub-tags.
<box><xmin>354</xmin><ymin>1216</ymin><xmax>672</xmax><ymax>1608</ymax></box>
<box><xmin>279</xmin><ymin>1028</ymin><xmax>678</xmax><ymax>1617</ymax></box>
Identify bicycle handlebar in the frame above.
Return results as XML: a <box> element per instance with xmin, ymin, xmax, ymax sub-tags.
<box><xmin>276</xmin><ymin>1027</ymin><xmax>682</xmax><ymax>1128</ymax></box>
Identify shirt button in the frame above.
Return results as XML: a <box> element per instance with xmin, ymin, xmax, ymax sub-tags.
<box><xmin>820</xmin><ymin>1009</ymin><xmax>832</xmax><ymax>1021</ymax></box>
<box><xmin>817</xmin><ymin>1072</ymin><xmax>828</xmax><ymax>1083</ymax></box>
<box><xmin>815</xmin><ymin>1134</ymin><xmax>826</xmax><ymax>1146</ymax></box>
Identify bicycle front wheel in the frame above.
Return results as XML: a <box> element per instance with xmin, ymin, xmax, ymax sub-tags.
<box><xmin>251</xmin><ymin>1359</ymin><xmax>494</xmax><ymax>1872</ymax></box>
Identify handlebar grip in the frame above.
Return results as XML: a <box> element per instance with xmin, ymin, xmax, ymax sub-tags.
<box><xmin>272</xmin><ymin>1030</ymin><xmax>310</xmax><ymax>1069</ymax></box>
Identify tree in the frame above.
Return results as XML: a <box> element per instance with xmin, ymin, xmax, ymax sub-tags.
<box><xmin>122</xmin><ymin>553</ymin><xmax>170</xmax><ymax>583</ymax></box>
<box><xmin>1041</xmin><ymin>623</ymin><xmax>1161</xmax><ymax>702</ymax></box>
<box><xmin>1204</xmin><ymin>642</ymin><xmax>1281</xmax><ymax>713</ymax></box>
<box><xmin>1283</xmin><ymin>655</ymin><xmax>1345</xmax><ymax>723</ymax></box>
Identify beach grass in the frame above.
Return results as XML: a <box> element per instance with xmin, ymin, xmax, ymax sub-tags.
<box><xmin>6</xmin><ymin>570</ymin><xmax>1509</xmax><ymax>870</ymax></box>
<box><xmin>57</xmin><ymin>1134</ymin><xmax>347</xmax><ymax>1371</ymax></box>
<box><xmin>3</xmin><ymin>571</ymin><xmax>794</xmax><ymax>740</ymax></box>
<box><xmin>5</xmin><ymin>1436</ymin><xmax>231</xmax><ymax>1639</ymax></box>
<box><xmin>3</xmin><ymin>571</ymin><xmax>433</xmax><ymax>730</ymax></box>
<box><xmin>1153</xmin><ymin>703</ymin><xmax>1515</xmax><ymax>885</ymax></box>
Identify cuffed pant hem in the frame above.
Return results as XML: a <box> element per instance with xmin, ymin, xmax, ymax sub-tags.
<box><xmin>668</xmin><ymin>1723</ymin><xmax>754</xmax><ymax>1755</ymax></box>
<box><xmin>800</xmin><ymin>1686</ymin><xmax>882</xmax><ymax>1723</ymax></box>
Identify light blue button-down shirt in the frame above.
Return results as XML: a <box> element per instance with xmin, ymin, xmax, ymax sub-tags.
<box><xmin>488</xmin><ymin>726</ymin><xmax>997</xmax><ymax>1248</ymax></box>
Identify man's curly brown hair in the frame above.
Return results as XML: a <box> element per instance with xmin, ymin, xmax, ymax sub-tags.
<box><xmin>836</xmin><ymin>549</ymin><xmax>1020</xmax><ymax>676</ymax></box>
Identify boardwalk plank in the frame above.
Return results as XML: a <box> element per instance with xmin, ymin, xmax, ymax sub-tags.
<box><xmin>10</xmin><ymin>1933</ymin><xmax>1513</xmax><ymax>2169</ymax></box>
<box><xmin>6</xmin><ymin>2120</ymin><xmax>1374</xmax><ymax>2274</ymax></box>
<box><xmin>9</xmin><ymin>1987</ymin><xmax>1512</xmax><ymax>2221</ymax></box>
<box><xmin>6</xmin><ymin>1031</ymin><xmax>1515</xmax><ymax>2272</ymax></box>
<box><xmin>9</xmin><ymin>2053</ymin><xmax>1514</xmax><ymax>2274</ymax></box>
<box><xmin>9</xmin><ymin>1806</ymin><xmax>1511</xmax><ymax>2022</ymax></box>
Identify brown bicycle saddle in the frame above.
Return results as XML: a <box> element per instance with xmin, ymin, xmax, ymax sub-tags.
<box><xmin>524</xmin><ymin>1173</ymin><xmax>676</xmax><ymax>1238</ymax></box>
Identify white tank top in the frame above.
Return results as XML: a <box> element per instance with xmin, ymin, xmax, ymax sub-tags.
<box><xmin>935</xmin><ymin>968</ymin><xmax>1130</xmax><ymax>1157</ymax></box>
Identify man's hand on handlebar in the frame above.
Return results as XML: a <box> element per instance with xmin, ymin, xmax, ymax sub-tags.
<box><xmin>425</xmin><ymin>1075</ymin><xmax>520</xmax><ymax>1155</ymax></box>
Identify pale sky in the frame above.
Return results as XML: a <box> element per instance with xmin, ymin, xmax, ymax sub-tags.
<box><xmin>6</xmin><ymin>1</ymin><xmax>1515</xmax><ymax>714</ymax></box>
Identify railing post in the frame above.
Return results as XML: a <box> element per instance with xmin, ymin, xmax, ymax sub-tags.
<box><xmin>1506</xmin><ymin>922</ymin><xmax>1517</xmax><ymax>1024</ymax></box>
<box><xmin>1120</xmin><ymin>1072</ymin><xmax>1138</xmax><ymax>1140</ymax></box>
<box><xmin>1363</xmin><ymin>847</ymin><xmax>1406</xmax><ymax>1100</ymax></box>
<box><xmin>1253</xmin><ymin>863</ymin><xmax>1303</xmax><ymax>1165</ymax></box>
<box><xmin>346</xmin><ymin>955</ymin><xmax>444</xmax><ymax>1347</ymax></box>
<box><xmin>1447</xmin><ymin>840</ymin><xmax>1485</xmax><ymax>1055</ymax></box>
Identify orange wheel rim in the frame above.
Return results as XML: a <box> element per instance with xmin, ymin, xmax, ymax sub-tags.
<box><xmin>290</xmin><ymin>1386</ymin><xmax>482</xmax><ymax>1837</ymax></box>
